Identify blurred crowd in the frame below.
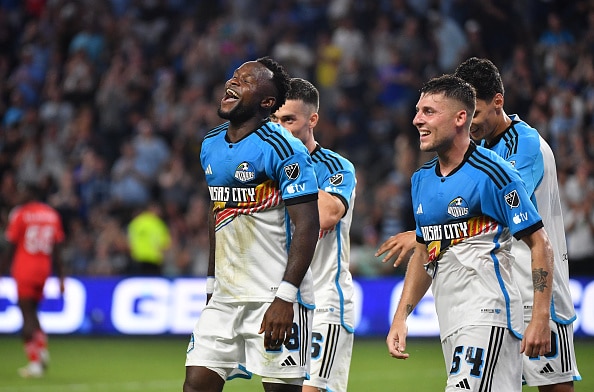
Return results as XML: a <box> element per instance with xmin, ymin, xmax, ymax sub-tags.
<box><xmin>1</xmin><ymin>0</ymin><xmax>594</xmax><ymax>278</ymax></box>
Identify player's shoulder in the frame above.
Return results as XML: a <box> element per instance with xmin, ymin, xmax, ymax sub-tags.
<box><xmin>311</xmin><ymin>145</ymin><xmax>355</xmax><ymax>173</ymax></box>
<box><xmin>203</xmin><ymin>122</ymin><xmax>228</xmax><ymax>142</ymax></box>
<box><xmin>508</xmin><ymin>115</ymin><xmax>541</xmax><ymax>149</ymax></box>
<box><xmin>251</xmin><ymin>121</ymin><xmax>311</xmax><ymax>160</ymax></box>
<box><xmin>414</xmin><ymin>155</ymin><xmax>438</xmax><ymax>175</ymax></box>
<box><xmin>468</xmin><ymin>144</ymin><xmax>520</xmax><ymax>189</ymax></box>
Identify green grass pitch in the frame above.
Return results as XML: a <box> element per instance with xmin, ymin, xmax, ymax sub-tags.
<box><xmin>0</xmin><ymin>336</ymin><xmax>591</xmax><ymax>391</ymax></box>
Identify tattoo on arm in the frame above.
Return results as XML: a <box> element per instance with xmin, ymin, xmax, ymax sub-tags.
<box><xmin>406</xmin><ymin>304</ymin><xmax>414</xmax><ymax>316</ymax></box>
<box><xmin>532</xmin><ymin>268</ymin><xmax>549</xmax><ymax>293</ymax></box>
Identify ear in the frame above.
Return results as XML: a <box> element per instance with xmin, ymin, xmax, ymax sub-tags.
<box><xmin>309</xmin><ymin>112</ymin><xmax>319</xmax><ymax>129</ymax></box>
<box><xmin>261</xmin><ymin>96</ymin><xmax>276</xmax><ymax>110</ymax></box>
<box><xmin>493</xmin><ymin>93</ymin><xmax>504</xmax><ymax>109</ymax></box>
<box><xmin>455</xmin><ymin>109</ymin><xmax>468</xmax><ymax>127</ymax></box>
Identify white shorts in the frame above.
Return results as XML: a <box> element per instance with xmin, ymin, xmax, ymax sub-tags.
<box><xmin>442</xmin><ymin>325</ymin><xmax>522</xmax><ymax>392</ymax></box>
<box><xmin>185</xmin><ymin>299</ymin><xmax>312</xmax><ymax>381</ymax></box>
<box><xmin>522</xmin><ymin>320</ymin><xmax>581</xmax><ymax>386</ymax></box>
<box><xmin>303</xmin><ymin>322</ymin><xmax>354</xmax><ymax>392</ymax></box>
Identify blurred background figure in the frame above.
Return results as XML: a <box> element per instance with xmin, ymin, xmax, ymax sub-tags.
<box><xmin>1</xmin><ymin>183</ymin><xmax>65</xmax><ymax>378</ymax></box>
<box><xmin>126</xmin><ymin>200</ymin><xmax>171</xmax><ymax>276</ymax></box>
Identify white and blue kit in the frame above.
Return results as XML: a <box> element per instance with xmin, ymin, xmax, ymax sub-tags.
<box><xmin>304</xmin><ymin>145</ymin><xmax>356</xmax><ymax>392</ymax></box>
<box><xmin>483</xmin><ymin>115</ymin><xmax>580</xmax><ymax>385</ymax></box>
<box><xmin>186</xmin><ymin>120</ymin><xmax>319</xmax><ymax>381</ymax></box>
<box><xmin>413</xmin><ymin>142</ymin><xmax>543</xmax><ymax>340</ymax></box>
<box><xmin>201</xmin><ymin>120</ymin><xmax>318</xmax><ymax>306</ymax></box>
<box><xmin>412</xmin><ymin>142</ymin><xmax>544</xmax><ymax>391</ymax></box>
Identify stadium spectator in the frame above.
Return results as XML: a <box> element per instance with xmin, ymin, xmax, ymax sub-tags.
<box><xmin>127</xmin><ymin>200</ymin><xmax>171</xmax><ymax>276</ymax></box>
<box><xmin>0</xmin><ymin>0</ymin><xmax>593</xmax><ymax>278</ymax></box>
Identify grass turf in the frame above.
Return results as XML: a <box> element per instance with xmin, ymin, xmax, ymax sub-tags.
<box><xmin>0</xmin><ymin>336</ymin><xmax>591</xmax><ymax>391</ymax></box>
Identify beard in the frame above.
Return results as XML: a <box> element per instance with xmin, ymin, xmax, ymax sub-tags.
<box><xmin>218</xmin><ymin>102</ymin><xmax>258</xmax><ymax>124</ymax></box>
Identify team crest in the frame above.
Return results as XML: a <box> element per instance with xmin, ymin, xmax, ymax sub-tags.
<box><xmin>329</xmin><ymin>173</ymin><xmax>343</xmax><ymax>186</ymax></box>
<box><xmin>234</xmin><ymin>162</ymin><xmax>255</xmax><ymax>183</ymax></box>
<box><xmin>505</xmin><ymin>190</ymin><xmax>520</xmax><ymax>208</ymax></box>
<box><xmin>283</xmin><ymin>163</ymin><xmax>301</xmax><ymax>180</ymax></box>
<box><xmin>447</xmin><ymin>196</ymin><xmax>469</xmax><ymax>218</ymax></box>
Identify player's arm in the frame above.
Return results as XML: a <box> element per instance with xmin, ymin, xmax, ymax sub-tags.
<box><xmin>387</xmin><ymin>241</ymin><xmax>431</xmax><ymax>360</ymax></box>
<box><xmin>318</xmin><ymin>189</ymin><xmax>345</xmax><ymax>230</ymax></box>
<box><xmin>519</xmin><ymin>227</ymin><xmax>554</xmax><ymax>357</ymax></box>
<box><xmin>260</xmin><ymin>199</ymin><xmax>319</xmax><ymax>350</ymax></box>
<box><xmin>206</xmin><ymin>201</ymin><xmax>216</xmax><ymax>304</ymax></box>
<box><xmin>375</xmin><ymin>230</ymin><xmax>416</xmax><ymax>267</ymax></box>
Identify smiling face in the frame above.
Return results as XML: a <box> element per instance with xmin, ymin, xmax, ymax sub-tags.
<box><xmin>217</xmin><ymin>61</ymin><xmax>276</xmax><ymax>123</ymax></box>
<box><xmin>413</xmin><ymin>92</ymin><xmax>467</xmax><ymax>153</ymax></box>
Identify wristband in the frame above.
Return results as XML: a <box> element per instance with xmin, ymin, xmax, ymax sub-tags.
<box><xmin>275</xmin><ymin>281</ymin><xmax>298</xmax><ymax>303</ymax></box>
<box><xmin>206</xmin><ymin>276</ymin><xmax>215</xmax><ymax>294</ymax></box>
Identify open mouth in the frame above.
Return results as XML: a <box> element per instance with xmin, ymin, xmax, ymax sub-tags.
<box><xmin>223</xmin><ymin>88</ymin><xmax>239</xmax><ymax>102</ymax></box>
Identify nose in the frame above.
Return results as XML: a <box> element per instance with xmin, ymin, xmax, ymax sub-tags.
<box><xmin>412</xmin><ymin>112</ymin><xmax>423</xmax><ymax>127</ymax></box>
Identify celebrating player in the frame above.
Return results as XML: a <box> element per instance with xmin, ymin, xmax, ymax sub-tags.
<box><xmin>386</xmin><ymin>75</ymin><xmax>554</xmax><ymax>391</ymax></box>
<box><xmin>454</xmin><ymin>57</ymin><xmax>580</xmax><ymax>391</ymax></box>
<box><xmin>184</xmin><ymin>57</ymin><xmax>320</xmax><ymax>392</ymax></box>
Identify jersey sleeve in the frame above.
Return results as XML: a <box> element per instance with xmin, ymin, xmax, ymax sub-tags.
<box><xmin>482</xmin><ymin>172</ymin><xmax>543</xmax><ymax>239</ymax></box>
<box><xmin>506</xmin><ymin>135</ymin><xmax>543</xmax><ymax>198</ymax></box>
<box><xmin>316</xmin><ymin>159</ymin><xmax>356</xmax><ymax>212</ymax></box>
<box><xmin>269</xmin><ymin>140</ymin><xmax>318</xmax><ymax>205</ymax></box>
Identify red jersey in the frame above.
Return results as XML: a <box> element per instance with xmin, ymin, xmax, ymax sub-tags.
<box><xmin>5</xmin><ymin>202</ymin><xmax>65</xmax><ymax>280</ymax></box>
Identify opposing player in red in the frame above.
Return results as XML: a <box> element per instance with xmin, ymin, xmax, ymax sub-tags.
<box><xmin>2</xmin><ymin>183</ymin><xmax>66</xmax><ymax>378</ymax></box>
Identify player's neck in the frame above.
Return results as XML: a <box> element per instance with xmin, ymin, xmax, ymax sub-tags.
<box><xmin>227</xmin><ymin>117</ymin><xmax>267</xmax><ymax>142</ymax></box>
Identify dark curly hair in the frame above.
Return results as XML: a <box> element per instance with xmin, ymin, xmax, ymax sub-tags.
<box><xmin>257</xmin><ymin>56</ymin><xmax>291</xmax><ymax>113</ymax></box>
<box><xmin>454</xmin><ymin>57</ymin><xmax>504</xmax><ymax>102</ymax></box>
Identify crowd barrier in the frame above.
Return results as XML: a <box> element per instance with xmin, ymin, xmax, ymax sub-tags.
<box><xmin>1</xmin><ymin>276</ymin><xmax>593</xmax><ymax>337</ymax></box>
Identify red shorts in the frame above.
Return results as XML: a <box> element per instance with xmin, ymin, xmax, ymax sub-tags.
<box><xmin>14</xmin><ymin>275</ymin><xmax>48</xmax><ymax>302</ymax></box>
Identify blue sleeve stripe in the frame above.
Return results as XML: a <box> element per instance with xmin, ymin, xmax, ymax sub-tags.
<box><xmin>468</xmin><ymin>150</ymin><xmax>513</xmax><ymax>190</ymax></box>
<box><xmin>255</xmin><ymin>124</ymin><xmax>294</xmax><ymax>159</ymax></box>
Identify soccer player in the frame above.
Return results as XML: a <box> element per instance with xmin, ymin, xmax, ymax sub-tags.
<box><xmin>272</xmin><ymin>78</ymin><xmax>356</xmax><ymax>392</ymax></box>
<box><xmin>386</xmin><ymin>75</ymin><xmax>554</xmax><ymax>391</ymax></box>
<box><xmin>454</xmin><ymin>57</ymin><xmax>580</xmax><ymax>391</ymax></box>
<box><xmin>184</xmin><ymin>58</ymin><xmax>320</xmax><ymax>392</ymax></box>
<box><xmin>2</xmin><ymin>183</ymin><xmax>65</xmax><ymax>378</ymax></box>
<box><xmin>378</xmin><ymin>59</ymin><xmax>582</xmax><ymax>391</ymax></box>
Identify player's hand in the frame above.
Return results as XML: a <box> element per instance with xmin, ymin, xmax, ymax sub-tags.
<box><xmin>386</xmin><ymin>319</ymin><xmax>410</xmax><ymax>360</ymax></box>
<box><xmin>259</xmin><ymin>297</ymin><xmax>294</xmax><ymax>350</ymax></box>
<box><xmin>375</xmin><ymin>231</ymin><xmax>416</xmax><ymax>268</ymax></box>
<box><xmin>521</xmin><ymin>317</ymin><xmax>551</xmax><ymax>358</ymax></box>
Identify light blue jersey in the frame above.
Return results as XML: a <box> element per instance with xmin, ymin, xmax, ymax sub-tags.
<box><xmin>412</xmin><ymin>142</ymin><xmax>543</xmax><ymax>339</ymax></box>
<box><xmin>483</xmin><ymin>115</ymin><xmax>576</xmax><ymax>324</ymax></box>
<box><xmin>310</xmin><ymin>145</ymin><xmax>356</xmax><ymax>331</ymax></box>
<box><xmin>201</xmin><ymin>121</ymin><xmax>318</xmax><ymax>306</ymax></box>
